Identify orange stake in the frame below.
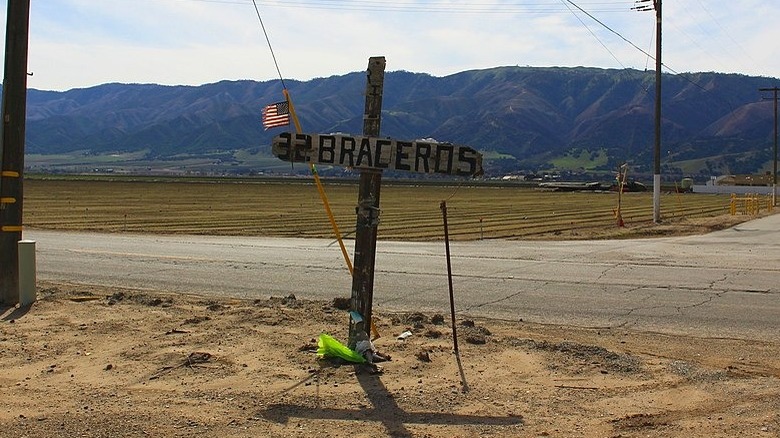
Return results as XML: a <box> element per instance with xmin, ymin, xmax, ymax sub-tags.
<box><xmin>283</xmin><ymin>89</ymin><xmax>354</xmax><ymax>276</ymax></box>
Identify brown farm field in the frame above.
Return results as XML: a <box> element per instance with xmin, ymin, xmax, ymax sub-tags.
<box><xmin>23</xmin><ymin>177</ymin><xmax>753</xmax><ymax>240</ymax></box>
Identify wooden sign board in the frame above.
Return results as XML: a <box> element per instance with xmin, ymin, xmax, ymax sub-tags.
<box><xmin>272</xmin><ymin>132</ymin><xmax>483</xmax><ymax>177</ymax></box>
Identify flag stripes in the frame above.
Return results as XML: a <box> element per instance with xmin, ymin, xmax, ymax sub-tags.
<box><xmin>262</xmin><ymin>101</ymin><xmax>290</xmax><ymax>130</ymax></box>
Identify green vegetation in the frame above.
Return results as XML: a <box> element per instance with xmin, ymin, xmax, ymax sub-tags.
<box><xmin>24</xmin><ymin>176</ymin><xmax>736</xmax><ymax>241</ymax></box>
<box><xmin>26</xmin><ymin>149</ymin><xmax>294</xmax><ymax>176</ymax></box>
<box><xmin>26</xmin><ymin>150</ymin><xmax>150</xmax><ymax>167</ymax></box>
<box><xmin>549</xmin><ymin>148</ymin><xmax>609</xmax><ymax>170</ymax></box>
<box><xmin>479</xmin><ymin>150</ymin><xmax>517</xmax><ymax>160</ymax></box>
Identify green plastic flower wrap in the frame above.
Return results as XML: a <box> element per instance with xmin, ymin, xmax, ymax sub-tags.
<box><xmin>317</xmin><ymin>333</ymin><xmax>366</xmax><ymax>363</ymax></box>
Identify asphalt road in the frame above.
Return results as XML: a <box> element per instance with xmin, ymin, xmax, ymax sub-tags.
<box><xmin>27</xmin><ymin>213</ymin><xmax>780</xmax><ymax>342</ymax></box>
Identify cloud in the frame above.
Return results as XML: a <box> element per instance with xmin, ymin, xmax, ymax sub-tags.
<box><xmin>2</xmin><ymin>0</ymin><xmax>778</xmax><ymax>91</ymax></box>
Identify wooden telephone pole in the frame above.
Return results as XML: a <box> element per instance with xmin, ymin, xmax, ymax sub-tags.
<box><xmin>349</xmin><ymin>57</ymin><xmax>386</xmax><ymax>347</ymax></box>
<box><xmin>0</xmin><ymin>0</ymin><xmax>32</xmax><ymax>305</ymax></box>
<box><xmin>759</xmin><ymin>87</ymin><xmax>779</xmax><ymax>207</ymax></box>
<box><xmin>633</xmin><ymin>0</ymin><xmax>662</xmax><ymax>223</ymax></box>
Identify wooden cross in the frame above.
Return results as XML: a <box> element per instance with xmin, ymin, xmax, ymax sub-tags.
<box><xmin>271</xmin><ymin>57</ymin><xmax>483</xmax><ymax>346</ymax></box>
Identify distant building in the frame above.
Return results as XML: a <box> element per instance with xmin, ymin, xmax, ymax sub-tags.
<box><xmin>714</xmin><ymin>173</ymin><xmax>773</xmax><ymax>187</ymax></box>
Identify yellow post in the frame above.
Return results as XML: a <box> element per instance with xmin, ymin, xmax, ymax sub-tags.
<box><xmin>730</xmin><ymin>193</ymin><xmax>736</xmax><ymax>216</ymax></box>
<box><xmin>673</xmin><ymin>181</ymin><xmax>683</xmax><ymax>217</ymax></box>
<box><xmin>310</xmin><ymin>163</ymin><xmax>353</xmax><ymax>276</ymax></box>
<box><xmin>283</xmin><ymin>89</ymin><xmax>354</xmax><ymax>276</ymax></box>
<box><xmin>614</xmin><ymin>164</ymin><xmax>627</xmax><ymax>227</ymax></box>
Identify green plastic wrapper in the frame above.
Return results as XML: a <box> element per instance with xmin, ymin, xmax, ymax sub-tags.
<box><xmin>317</xmin><ymin>333</ymin><xmax>366</xmax><ymax>363</ymax></box>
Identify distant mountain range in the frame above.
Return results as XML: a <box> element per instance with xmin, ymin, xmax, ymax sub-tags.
<box><xmin>15</xmin><ymin>66</ymin><xmax>780</xmax><ymax>178</ymax></box>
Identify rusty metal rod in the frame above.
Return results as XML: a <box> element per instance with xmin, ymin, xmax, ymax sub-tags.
<box><xmin>440</xmin><ymin>200</ymin><xmax>459</xmax><ymax>354</ymax></box>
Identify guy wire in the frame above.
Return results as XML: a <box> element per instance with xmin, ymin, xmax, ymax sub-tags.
<box><xmin>445</xmin><ymin>170</ymin><xmax>480</xmax><ymax>202</ymax></box>
<box><xmin>251</xmin><ymin>0</ymin><xmax>287</xmax><ymax>90</ymax></box>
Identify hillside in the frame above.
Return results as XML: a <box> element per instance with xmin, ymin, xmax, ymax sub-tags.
<box><xmin>15</xmin><ymin>66</ymin><xmax>780</xmax><ymax>178</ymax></box>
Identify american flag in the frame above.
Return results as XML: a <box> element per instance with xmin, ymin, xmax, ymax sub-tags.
<box><xmin>262</xmin><ymin>101</ymin><xmax>290</xmax><ymax>130</ymax></box>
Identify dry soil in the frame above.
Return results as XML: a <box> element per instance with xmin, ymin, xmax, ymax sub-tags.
<box><xmin>2</xmin><ymin>280</ymin><xmax>779</xmax><ymax>437</ymax></box>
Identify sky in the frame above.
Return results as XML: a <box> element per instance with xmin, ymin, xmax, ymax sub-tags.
<box><xmin>1</xmin><ymin>0</ymin><xmax>778</xmax><ymax>92</ymax></box>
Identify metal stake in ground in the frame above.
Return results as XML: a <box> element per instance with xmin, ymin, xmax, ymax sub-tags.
<box><xmin>440</xmin><ymin>201</ymin><xmax>460</xmax><ymax>355</ymax></box>
<box><xmin>349</xmin><ymin>56</ymin><xmax>386</xmax><ymax>347</ymax></box>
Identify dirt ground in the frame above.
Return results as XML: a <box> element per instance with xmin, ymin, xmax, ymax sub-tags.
<box><xmin>2</xmin><ymin>278</ymin><xmax>779</xmax><ymax>438</ymax></box>
<box><xmin>524</xmin><ymin>213</ymin><xmax>757</xmax><ymax>241</ymax></box>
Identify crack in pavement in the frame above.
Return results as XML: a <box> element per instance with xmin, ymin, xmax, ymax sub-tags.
<box><xmin>596</xmin><ymin>263</ymin><xmax>622</xmax><ymax>282</ymax></box>
<box><xmin>610</xmin><ymin>288</ymin><xmax>729</xmax><ymax>328</ymax></box>
<box><xmin>680</xmin><ymin>291</ymin><xmax>727</xmax><ymax>312</ymax></box>
<box><xmin>460</xmin><ymin>281</ymin><xmax>551</xmax><ymax>313</ymax></box>
<box><xmin>708</xmin><ymin>273</ymin><xmax>731</xmax><ymax>290</ymax></box>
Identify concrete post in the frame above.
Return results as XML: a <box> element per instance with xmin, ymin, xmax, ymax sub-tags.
<box><xmin>18</xmin><ymin>239</ymin><xmax>36</xmax><ymax>306</ymax></box>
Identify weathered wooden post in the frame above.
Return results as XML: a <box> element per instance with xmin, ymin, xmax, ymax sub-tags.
<box><xmin>349</xmin><ymin>56</ymin><xmax>386</xmax><ymax>346</ymax></box>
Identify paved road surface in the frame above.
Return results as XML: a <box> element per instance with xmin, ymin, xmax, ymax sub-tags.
<box><xmin>27</xmin><ymin>214</ymin><xmax>780</xmax><ymax>341</ymax></box>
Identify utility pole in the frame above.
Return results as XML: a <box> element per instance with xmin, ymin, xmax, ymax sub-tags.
<box><xmin>0</xmin><ymin>0</ymin><xmax>32</xmax><ymax>305</ymax></box>
<box><xmin>349</xmin><ymin>56</ymin><xmax>386</xmax><ymax>347</ymax></box>
<box><xmin>759</xmin><ymin>87</ymin><xmax>778</xmax><ymax>207</ymax></box>
<box><xmin>634</xmin><ymin>0</ymin><xmax>662</xmax><ymax>223</ymax></box>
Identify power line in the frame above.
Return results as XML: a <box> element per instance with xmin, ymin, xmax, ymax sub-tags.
<box><xmin>139</xmin><ymin>0</ymin><xmax>638</xmax><ymax>14</ymax></box>
<box><xmin>643</xmin><ymin>23</ymin><xmax>653</xmax><ymax>71</ymax></box>
<box><xmin>100</xmin><ymin>0</ymin><xmax>766</xmax><ymax>101</ymax></box>
<box><xmin>671</xmin><ymin>4</ymin><xmax>741</xmax><ymax>75</ymax></box>
<box><xmin>560</xmin><ymin>0</ymin><xmax>626</xmax><ymax>69</ymax></box>
<box><xmin>250</xmin><ymin>0</ymin><xmax>634</xmax><ymax>14</ymax></box>
<box><xmin>565</xmin><ymin>0</ymin><xmax>721</xmax><ymax>97</ymax></box>
<box><xmin>563</xmin><ymin>0</ymin><xmax>655</xmax><ymax>60</ymax></box>
<box><xmin>692</xmin><ymin>0</ymin><xmax>762</xmax><ymax>74</ymax></box>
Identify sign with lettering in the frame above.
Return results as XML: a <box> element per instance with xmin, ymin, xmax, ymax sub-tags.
<box><xmin>272</xmin><ymin>132</ymin><xmax>483</xmax><ymax>177</ymax></box>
